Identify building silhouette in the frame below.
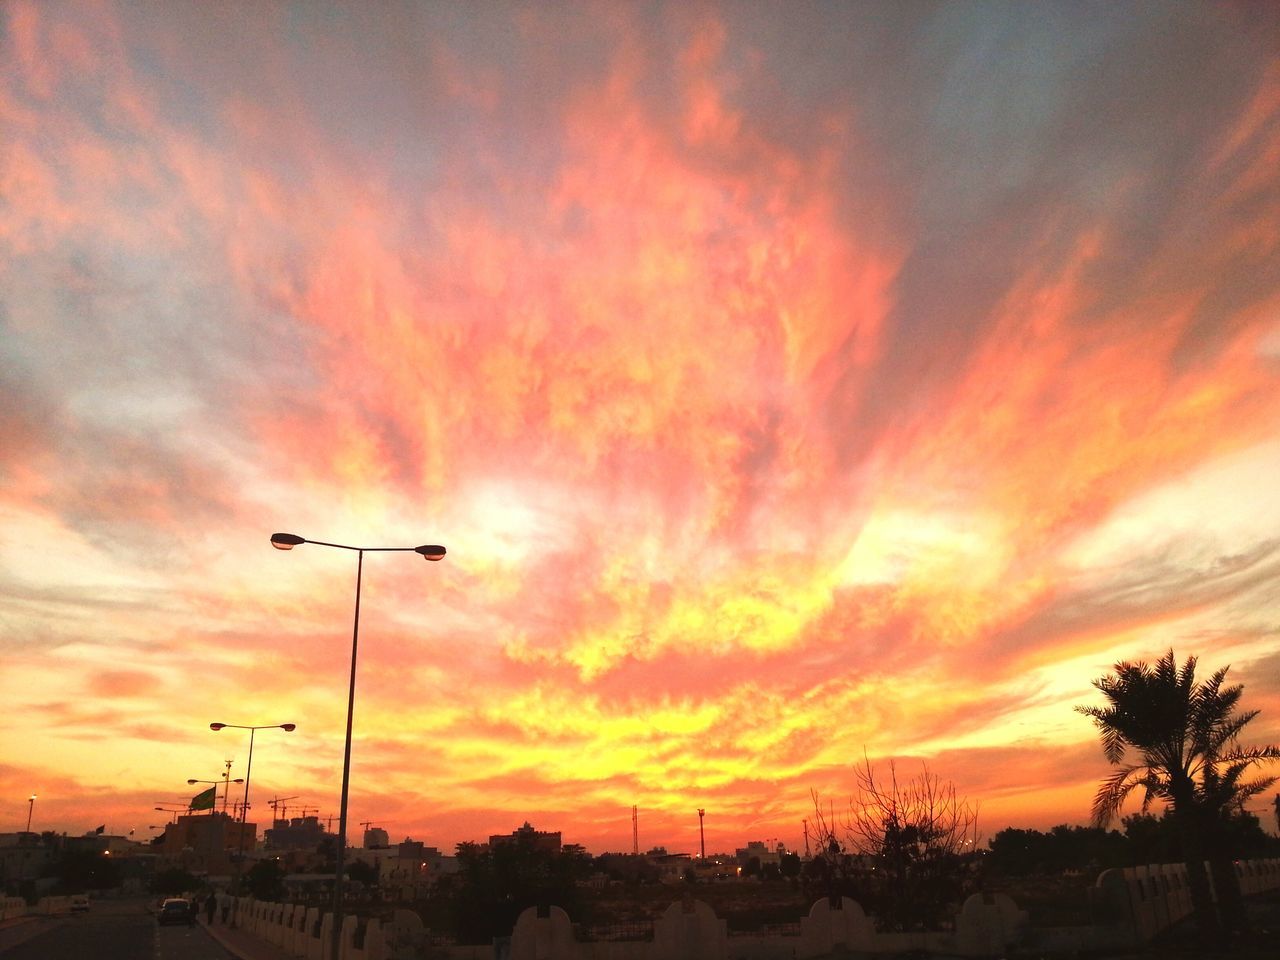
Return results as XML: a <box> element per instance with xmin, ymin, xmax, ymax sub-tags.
<box><xmin>488</xmin><ymin>821</ymin><xmax>561</xmax><ymax>853</ymax></box>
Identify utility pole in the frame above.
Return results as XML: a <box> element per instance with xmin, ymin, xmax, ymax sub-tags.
<box><xmin>697</xmin><ymin>808</ymin><xmax>705</xmax><ymax>859</ymax></box>
<box><xmin>221</xmin><ymin>760</ymin><xmax>235</xmax><ymax>815</ymax></box>
<box><xmin>632</xmin><ymin>806</ymin><xmax>638</xmax><ymax>856</ymax></box>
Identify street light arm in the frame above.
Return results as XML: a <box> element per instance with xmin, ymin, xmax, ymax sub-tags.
<box><xmin>271</xmin><ymin>533</ymin><xmax>445</xmax><ymax>557</ymax></box>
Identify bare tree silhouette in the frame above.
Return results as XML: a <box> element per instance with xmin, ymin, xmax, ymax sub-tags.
<box><xmin>812</xmin><ymin>755</ymin><xmax>980</xmax><ymax>931</ymax></box>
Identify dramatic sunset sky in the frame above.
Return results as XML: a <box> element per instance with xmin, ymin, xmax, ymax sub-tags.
<box><xmin>3</xmin><ymin>1</ymin><xmax>1279</xmax><ymax>856</ymax></box>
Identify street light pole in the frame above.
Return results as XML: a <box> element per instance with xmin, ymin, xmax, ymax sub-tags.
<box><xmin>270</xmin><ymin>532</ymin><xmax>444</xmax><ymax>960</ymax></box>
<box><xmin>26</xmin><ymin>794</ymin><xmax>36</xmax><ymax>833</ymax></box>
<box><xmin>336</xmin><ymin>545</ymin><xmax>363</xmax><ymax>951</ymax></box>
<box><xmin>210</xmin><ymin>721</ymin><xmax>295</xmax><ymax>899</ymax></box>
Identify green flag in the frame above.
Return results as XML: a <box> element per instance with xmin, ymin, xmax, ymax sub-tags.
<box><xmin>189</xmin><ymin>786</ymin><xmax>216</xmax><ymax>811</ymax></box>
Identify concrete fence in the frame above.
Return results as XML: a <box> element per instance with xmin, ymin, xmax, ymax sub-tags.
<box><xmin>228</xmin><ymin>891</ymin><xmax>1027</xmax><ymax>960</ymax></box>
<box><xmin>1092</xmin><ymin>857</ymin><xmax>1280</xmax><ymax>945</ymax></box>
<box><xmin>224</xmin><ymin>857</ymin><xmax>1280</xmax><ymax>960</ymax></box>
<box><xmin>33</xmin><ymin>895</ymin><xmax>75</xmax><ymax>916</ymax></box>
<box><xmin>1</xmin><ymin>896</ymin><xmax>26</xmax><ymax>921</ymax></box>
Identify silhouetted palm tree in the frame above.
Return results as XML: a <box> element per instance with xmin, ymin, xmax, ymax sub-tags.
<box><xmin>1077</xmin><ymin>650</ymin><xmax>1279</xmax><ymax>937</ymax></box>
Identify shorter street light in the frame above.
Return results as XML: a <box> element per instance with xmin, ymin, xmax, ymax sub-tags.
<box><xmin>210</xmin><ymin>721</ymin><xmax>295</xmax><ymax>897</ymax></box>
<box><xmin>27</xmin><ymin>794</ymin><xmax>36</xmax><ymax>833</ymax></box>
<box><xmin>154</xmin><ymin>805</ymin><xmax>186</xmax><ymax>824</ymax></box>
<box><xmin>209</xmin><ymin>722</ymin><xmax>295</xmax><ymax>826</ymax></box>
<box><xmin>188</xmin><ymin>777</ymin><xmax>243</xmax><ymax>815</ymax></box>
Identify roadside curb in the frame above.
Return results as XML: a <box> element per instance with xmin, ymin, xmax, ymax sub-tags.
<box><xmin>201</xmin><ymin>919</ymin><xmax>294</xmax><ymax>960</ymax></box>
<box><xmin>0</xmin><ymin>915</ymin><xmax>57</xmax><ymax>955</ymax></box>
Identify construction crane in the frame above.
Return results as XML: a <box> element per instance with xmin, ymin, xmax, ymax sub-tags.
<box><xmin>295</xmin><ymin>806</ymin><xmax>319</xmax><ymax>819</ymax></box>
<box><xmin>267</xmin><ymin>796</ymin><xmax>300</xmax><ymax>821</ymax></box>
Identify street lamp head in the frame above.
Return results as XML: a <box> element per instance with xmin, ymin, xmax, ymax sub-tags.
<box><xmin>415</xmin><ymin>544</ymin><xmax>447</xmax><ymax>561</ymax></box>
<box><xmin>270</xmin><ymin>532</ymin><xmax>305</xmax><ymax>550</ymax></box>
<box><xmin>210</xmin><ymin>723</ymin><xmax>226</xmax><ymax>731</ymax></box>
<box><xmin>281</xmin><ymin>723</ymin><xmax>297</xmax><ymax>732</ymax></box>
<box><xmin>187</xmin><ymin>779</ymin><xmax>198</xmax><ymax>785</ymax></box>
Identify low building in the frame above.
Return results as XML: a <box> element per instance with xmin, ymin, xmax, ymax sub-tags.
<box><xmin>650</xmin><ymin>851</ymin><xmax>693</xmax><ymax>883</ymax></box>
<box><xmin>156</xmin><ymin>813</ymin><xmax>256</xmax><ymax>877</ymax></box>
<box><xmin>264</xmin><ymin>816</ymin><xmax>328</xmax><ymax>853</ymax></box>
<box><xmin>489</xmin><ymin>821</ymin><xmax>562</xmax><ymax>854</ymax></box>
<box><xmin>736</xmin><ymin>840</ymin><xmax>786</xmax><ymax>866</ymax></box>
<box><xmin>375</xmin><ymin>839</ymin><xmax>457</xmax><ymax>899</ymax></box>
<box><xmin>0</xmin><ymin>833</ymin><xmax>51</xmax><ymax>892</ymax></box>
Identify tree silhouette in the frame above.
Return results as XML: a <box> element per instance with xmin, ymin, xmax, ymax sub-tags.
<box><xmin>151</xmin><ymin>867</ymin><xmax>200</xmax><ymax>896</ymax></box>
<box><xmin>812</xmin><ymin>758</ymin><xmax>980</xmax><ymax>931</ymax></box>
<box><xmin>245</xmin><ymin>859</ymin><xmax>286</xmax><ymax>901</ymax></box>
<box><xmin>1077</xmin><ymin>650</ymin><xmax>1279</xmax><ymax>938</ymax></box>
<box><xmin>45</xmin><ymin>849</ymin><xmax>121</xmax><ymax>894</ymax></box>
<box><xmin>446</xmin><ymin>839</ymin><xmax>587</xmax><ymax>942</ymax></box>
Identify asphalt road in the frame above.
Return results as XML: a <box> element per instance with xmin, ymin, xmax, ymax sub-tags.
<box><xmin>0</xmin><ymin>897</ymin><xmax>239</xmax><ymax>960</ymax></box>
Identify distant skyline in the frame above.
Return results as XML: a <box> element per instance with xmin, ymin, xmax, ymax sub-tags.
<box><xmin>2</xmin><ymin>1</ymin><xmax>1279</xmax><ymax>855</ymax></box>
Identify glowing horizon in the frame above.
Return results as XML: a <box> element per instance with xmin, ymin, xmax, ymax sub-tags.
<box><xmin>2</xmin><ymin>1</ymin><xmax>1279</xmax><ymax>856</ymax></box>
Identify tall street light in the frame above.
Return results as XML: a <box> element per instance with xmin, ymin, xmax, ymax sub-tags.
<box><xmin>26</xmin><ymin>794</ymin><xmax>36</xmax><ymax>833</ymax></box>
<box><xmin>211</xmin><ymin>721</ymin><xmax>295</xmax><ymax>896</ymax></box>
<box><xmin>270</xmin><ymin>532</ymin><xmax>445</xmax><ymax>958</ymax></box>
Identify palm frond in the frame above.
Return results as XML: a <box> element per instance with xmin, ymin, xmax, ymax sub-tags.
<box><xmin>1091</xmin><ymin>764</ymin><xmax>1166</xmax><ymax>828</ymax></box>
<box><xmin>1231</xmin><ymin>775</ymin><xmax>1279</xmax><ymax>803</ymax></box>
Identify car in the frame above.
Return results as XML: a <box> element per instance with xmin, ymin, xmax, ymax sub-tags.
<box><xmin>157</xmin><ymin>897</ymin><xmax>195</xmax><ymax>926</ymax></box>
<box><xmin>69</xmin><ymin>894</ymin><xmax>90</xmax><ymax>913</ymax></box>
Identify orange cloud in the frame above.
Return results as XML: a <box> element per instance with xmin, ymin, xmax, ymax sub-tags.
<box><xmin>2</xmin><ymin>0</ymin><xmax>1279</xmax><ymax>852</ymax></box>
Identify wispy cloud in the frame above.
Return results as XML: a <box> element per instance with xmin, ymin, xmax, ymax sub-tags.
<box><xmin>1</xmin><ymin>0</ymin><xmax>1278</xmax><ymax>852</ymax></box>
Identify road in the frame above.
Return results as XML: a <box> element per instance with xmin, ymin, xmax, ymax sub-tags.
<box><xmin>0</xmin><ymin>897</ymin><xmax>240</xmax><ymax>960</ymax></box>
